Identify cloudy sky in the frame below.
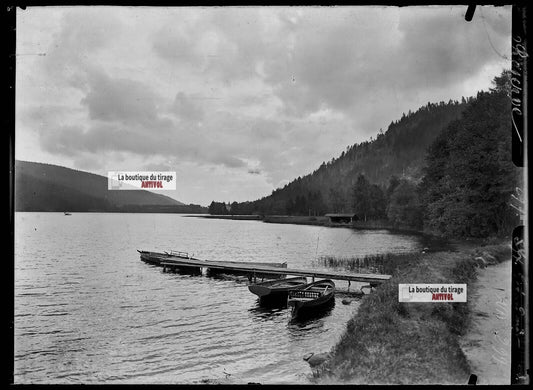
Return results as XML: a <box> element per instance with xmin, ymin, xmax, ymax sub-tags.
<box><xmin>16</xmin><ymin>6</ymin><xmax>511</xmax><ymax>206</ymax></box>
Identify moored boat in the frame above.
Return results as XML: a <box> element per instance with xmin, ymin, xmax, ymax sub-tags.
<box><xmin>287</xmin><ymin>279</ymin><xmax>335</xmax><ymax>317</ymax></box>
<box><xmin>248</xmin><ymin>276</ymin><xmax>308</xmax><ymax>300</ymax></box>
<box><xmin>137</xmin><ymin>250</ymin><xmax>171</xmax><ymax>265</ymax></box>
<box><xmin>138</xmin><ymin>250</ymin><xmax>202</xmax><ymax>273</ymax></box>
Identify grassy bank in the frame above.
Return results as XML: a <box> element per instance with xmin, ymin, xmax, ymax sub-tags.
<box><xmin>314</xmin><ymin>243</ymin><xmax>511</xmax><ymax>385</ymax></box>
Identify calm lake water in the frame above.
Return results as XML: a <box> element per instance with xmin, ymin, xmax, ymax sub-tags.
<box><xmin>14</xmin><ymin>212</ymin><xmax>424</xmax><ymax>384</ymax></box>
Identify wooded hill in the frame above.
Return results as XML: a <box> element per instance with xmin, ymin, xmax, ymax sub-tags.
<box><xmin>14</xmin><ymin>160</ymin><xmax>207</xmax><ymax>213</ymax></box>
<box><xmin>219</xmin><ymin>98</ymin><xmax>468</xmax><ymax>216</ymax></box>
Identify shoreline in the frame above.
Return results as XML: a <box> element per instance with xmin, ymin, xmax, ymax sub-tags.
<box><xmin>189</xmin><ymin>214</ymin><xmax>429</xmax><ymax>233</ymax></box>
<box><xmin>187</xmin><ymin>214</ymin><xmax>263</xmax><ymax>221</ymax></box>
<box><xmin>313</xmin><ymin>242</ymin><xmax>511</xmax><ymax>385</ymax></box>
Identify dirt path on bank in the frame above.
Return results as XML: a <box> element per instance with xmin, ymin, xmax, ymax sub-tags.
<box><xmin>460</xmin><ymin>260</ymin><xmax>512</xmax><ymax>385</ymax></box>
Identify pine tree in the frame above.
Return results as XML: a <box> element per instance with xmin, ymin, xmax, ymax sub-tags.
<box><xmin>352</xmin><ymin>174</ymin><xmax>372</xmax><ymax>221</ymax></box>
<box><xmin>387</xmin><ymin>180</ymin><xmax>423</xmax><ymax>228</ymax></box>
<box><xmin>421</xmin><ymin>70</ymin><xmax>519</xmax><ymax>237</ymax></box>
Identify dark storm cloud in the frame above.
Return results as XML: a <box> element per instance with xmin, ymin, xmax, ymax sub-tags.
<box><xmin>40</xmin><ymin>8</ymin><xmax>122</xmax><ymax>91</ymax></box>
<box><xmin>171</xmin><ymin>92</ymin><xmax>205</xmax><ymax>122</ymax></box>
<box><xmin>151</xmin><ymin>9</ymin><xmax>269</xmax><ymax>82</ymax></box>
<box><xmin>81</xmin><ymin>70</ymin><xmax>163</xmax><ymax>126</ymax></box>
<box><xmin>39</xmin><ymin>125</ymin><xmax>87</xmax><ymax>157</ymax></box>
<box><xmin>152</xmin><ymin>32</ymin><xmax>197</xmax><ymax>64</ymax></box>
<box><xmin>395</xmin><ymin>7</ymin><xmax>510</xmax><ymax>84</ymax></box>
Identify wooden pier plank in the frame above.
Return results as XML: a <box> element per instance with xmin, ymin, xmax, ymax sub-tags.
<box><xmin>155</xmin><ymin>255</ymin><xmax>391</xmax><ymax>284</ymax></box>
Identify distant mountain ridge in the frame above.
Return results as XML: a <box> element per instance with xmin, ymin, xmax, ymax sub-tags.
<box><xmin>14</xmin><ymin>160</ymin><xmax>207</xmax><ymax>213</ymax></box>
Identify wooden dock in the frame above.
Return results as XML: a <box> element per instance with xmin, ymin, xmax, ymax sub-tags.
<box><xmin>139</xmin><ymin>250</ymin><xmax>391</xmax><ymax>285</ymax></box>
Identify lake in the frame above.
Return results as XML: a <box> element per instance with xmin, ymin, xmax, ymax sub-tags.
<box><xmin>14</xmin><ymin>212</ymin><xmax>424</xmax><ymax>384</ymax></box>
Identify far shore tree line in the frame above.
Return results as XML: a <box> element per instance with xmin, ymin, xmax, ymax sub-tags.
<box><xmin>209</xmin><ymin>71</ymin><xmax>520</xmax><ymax>239</ymax></box>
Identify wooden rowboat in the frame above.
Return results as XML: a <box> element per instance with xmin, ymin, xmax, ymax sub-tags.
<box><xmin>248</xmin><ymin>276</ymin><xmax>308</xmax><ymax>300</ymax></box>
<box><xmin>138</xmin><ymin>250</ymin><xmax>202</xmax><ymax>274</ymax></box>
<box><xmin>287</xmin><ymin>279</ymin><xmax>335</xmax><ymax>317</ymax></box>
<box><xmin>137</xmin><ymin>250</ymin><xmax>174</xmax><ymax>265</ymax></box>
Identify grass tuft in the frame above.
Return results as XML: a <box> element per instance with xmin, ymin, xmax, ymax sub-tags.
<box><xmin>318</xmin><ymin>252</ymin><xmax>421</xmax><ymax>275</ymax></box>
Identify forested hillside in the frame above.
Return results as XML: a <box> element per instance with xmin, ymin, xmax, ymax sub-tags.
<box><xmin>214</xmin><ymin>98</ymin><xmax>468</xmax><ymax>216</ymax></box>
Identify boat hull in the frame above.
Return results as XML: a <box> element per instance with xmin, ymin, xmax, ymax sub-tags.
<box><xmin>287</xmin><ymin>279</ymin><xmax>336</xmax><ymax>317</ymax></box>
<box><xmin>288</xmin><ymin>293</ymin><xmax>334</xmax><ymax>311</ymax></box>
<box><xmin>289</xmin><ymin>297</ymin><xmax>335</xmax><ymax>319</ymax></box>
<box><xmin>139</xmin><ymin>251</ymin><xmax>168</xmax><ymax>265</ymax></box>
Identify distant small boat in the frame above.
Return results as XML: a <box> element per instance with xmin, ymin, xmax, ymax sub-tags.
<box><xmin>287</xmin><ymin>279</ymin><xmax>335</xmax><ymax>317</ymax></box>
<box><xmin>248</xmin><ymin>276</ymin><xmax>308</xmax><ymax>300</ymax></box>
<box><xmin>64</xmin><ymin>212</ymin><xmax>72</xmax><ymax>216</ymax></box>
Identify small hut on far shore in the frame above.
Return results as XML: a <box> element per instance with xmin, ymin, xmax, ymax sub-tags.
<box><xmin>324</xmin><ymin>213</ymin><xmax>358</xmax><ymax>224</ymax></box>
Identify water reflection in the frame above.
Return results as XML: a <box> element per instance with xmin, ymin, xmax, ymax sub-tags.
<box><xmin>248</xmin><ymin>304</ymin><xmax>286</xmax><ymax>322</ymax></box>
<box><xmin>287</xmin><ymin>316</ymin><xmax>328</xmax><ymax>340</ymax></box>
<box><xmin>257</xmin><ymin>295</ymin><xmax>289</xmax><ymax>308</ymax></box>
<box><xmin>208</xmin><ymin>273</ymin><xmax>250</xmax><ymax>283</ymax></box>
<box><xmin>288</xmin><ymin>299</ymin><xmax>336</xmax><ymax>325</ymax></box>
